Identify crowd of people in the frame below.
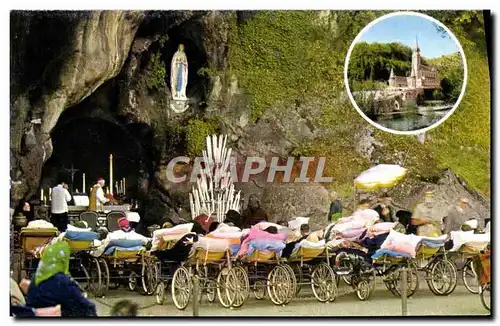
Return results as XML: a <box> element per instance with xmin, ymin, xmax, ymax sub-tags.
<box><xmin>11</xmin><ymin>185</ymin><xmax>488</xmax><ymax>317</ymax></box>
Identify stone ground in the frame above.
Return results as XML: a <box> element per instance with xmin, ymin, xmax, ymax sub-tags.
<box><xmin>91</xmin><ymin>276</ymin><xmax>490</xmax><ymax>317</ymax></box>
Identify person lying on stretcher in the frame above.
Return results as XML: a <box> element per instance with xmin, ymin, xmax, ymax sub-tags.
<box><xmin>91</xmin><ymin>217</ymin><xmax>151</xmax><ymax>257</ymax></box>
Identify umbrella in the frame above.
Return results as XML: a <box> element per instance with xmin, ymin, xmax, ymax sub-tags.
<box><xmin>354</xmin><ymin>164</ymin><xmax>407</xmax><ymax>191</ymax></box>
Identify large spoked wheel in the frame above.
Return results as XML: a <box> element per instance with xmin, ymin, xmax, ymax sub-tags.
<box><xmin>140</xmin><ymin>261</ymin><xmax>159</xmax><ymax>296</ymax></box>
<box><xmin>393</xmin><ymin>265</ymin><xmax>419</xmax><ymax>298</ymax></box>
<box><xmin>338</xmin><ymin>257</ymin><xmax>353</xmax><ymax>285</ymax></box>
<box><xmin>462</xmin><ymin>260</ymin><xmax>480</xmax><ymax>294</ymax></box>
<box><xmin>205</xmin><ymin>279</ymin><xmax>216</xmax><ymax>303</ymax></box>
<box><xmin>76</xmin><ymin>263</ymin><xmax>91</xmax><ymax>292</ymax></box>
<box><xmin>97</xmin><ymin>258</ymin><xmax>109</xmax><ymax>297</ymax></box>
<box><xmin>171</xmin><ymin>266</ymin><xmax>192</xmax><ymax>310</ymax></box>
<box><xmin>311</xmin><ymin>263</ymin><xmax>336</xmax><ymax>303</ymax></box>
<box><xmin>216</xmin><ymin>267</ymin><xmax>234</xmax><ymax>308</ymax></box>
<box><xmin>253</xmin><ymin>280</ymin><xmax>266</xmax><ymax>300</ymax></box>
<box><xmin>291</xmin><ymin>264</ymin><xmax>303</xmax><ymax>295</ymax></box>
<box><xmin>427</xmin><ymin>259</ymin><xmax>457</xmax><ymax>296</ymax></box>
<box><xmin>281</xmin><ymin>264</ymin><xmax>297</xmax><ymax>303</ymax></box>
<box><xmin>128</xmin><ymin>271</ymin><xmax>138</xmax><ymax>291</ymax></box>
<box><xmin>156</xmin><ymin>282</ymin><xmax>166</xmax><ymax>305</ymax></box>
<box><xmin>356</xmin><ymin>270</ymin><xmax>376</xmax><ymax>301</ymax></box>
<box><xmin>480</xmin><ymin>283</ymin><xmax>491</xmax><ymax>311</ymax></box>
<box><xmin>267</xmin><ymin>265</ymin><xmax>291</xmax><ymax>306</ymax></box>
<box><xmin>227</xmin><ymin>266</ymin><xmax>250</xmax><ymax>308</ymax></box>
<box><xmin>88</xmin><ymin>257</ymin><xmax>102</xmax><ymax>297</ymax></box>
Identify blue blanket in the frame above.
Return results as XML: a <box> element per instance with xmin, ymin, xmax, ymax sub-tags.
<box><xmin>246</xmin><ymin>239</ymin><xmax>285</xmax><ymax>257</ymax></box>
<box><xmin>107</xmin><ymin>239</ymin><xmax>145</xmax><ymax>248</ymax></box>
<box><xmin>104</xmin><ymin>245</ymin><xmax>143</xmax><ymax>255</ymax></box>
<box><xmin>371</xmin><ymin>249</ymin><xmax>412</xmax><ymax>260</ymax></box>
<box><xmin>65</xmin><ymin>231</ymin><xmax>99</xmax><ymax>241</ymax></box>
<box><xmin>229</xmin><ymin>244</ymin><xmax>241</xmax><ymax>257</ymax></box>
<box><xmin>420</xmin><ymin>239</ymin><xmax>444</xmax><ymax>248</ymax></box>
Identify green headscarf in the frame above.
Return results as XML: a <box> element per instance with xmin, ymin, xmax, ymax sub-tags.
<box><xmin>35</xmin><ymin>241</ymin><xmax>71</xmax><ymax>286</ymax></box>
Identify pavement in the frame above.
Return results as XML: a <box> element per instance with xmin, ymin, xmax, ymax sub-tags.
<box><xmin>91</xmin><ymin>276</ymin><xmax>490</xmax><ymax>317</ymax></box>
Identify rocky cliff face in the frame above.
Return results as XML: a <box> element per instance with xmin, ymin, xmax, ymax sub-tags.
<box><xmin>10</xmin><ymin>10</ymin><xmax>490</xmax><ymax>229</ymax></box>
<box><xmin>10</xmin><ymin>11</ymin><xmax>144</xmax><ymax>207</ymax></box>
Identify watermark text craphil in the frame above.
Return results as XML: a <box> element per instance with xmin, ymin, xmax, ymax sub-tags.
<box><xmin>166</xmin><ymin>156</ymin><xmax>334</xmax><ymax>184</ymax></box>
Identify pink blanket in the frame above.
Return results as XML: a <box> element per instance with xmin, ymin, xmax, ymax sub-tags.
<box><xmin>367</xmin><ymin>222</ymin><xmax>396</xmax><ymax>238</ymax></box>
<box><xmin>339</xmin><ymin>227</ymin><xmax>366</xmax><ymax>241</ymax></box>
<box><xmin>384</xmin><ymin>238</ymin><xmax>416</xmax><ymax>257</ymax></box>
<box><xmin>237</xmin><ymin>226</ymin><xmax>287</xmax><ymax>257</ymax></box>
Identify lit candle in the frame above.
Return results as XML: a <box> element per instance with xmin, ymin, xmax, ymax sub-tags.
<box><xmin>40</xmin><ymin>189</ymin><xmax>44</xmax><ymax>201</ymax></box>
<box><xmin>123</xmin><ymin>178</ymin><xmax>126</xmax><ymax>195</ymax></box>
<box><xmin>83</xmin><ymin>173</ymin><xmax>86</xmax><ymax>194</ymax></box>
<box><xmin>109</xmin><ymin>154</ymin><xmax>113</xmax><ymax>195</ymax></box>
<box><xmin>43</xmin><ymin>196</ymin><xmax>47</xmax><ymax>206</ymax></box>
<box><xmin>115</xmin><ymin>181</ymin><xmax>119</xmax><ymax>194</ymax></box>
<box><xmin>49</xmin><ymin>188</ymin><xmax>52</xmax><ymax>201</ymax></box>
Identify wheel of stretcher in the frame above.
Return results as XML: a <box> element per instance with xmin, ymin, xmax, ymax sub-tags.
<box><xmin>155</xmin><ymin>282</ymin><xmax>165</xmax><ymax>305</ymax></box>
<box><xmin>356</xmin><ymin>269</ymin><xmax>376</xmax><ymax>301</ymax></box>
<box><xmin>291</xmin><ymin>264</ymin><xmax>303</xmax><ymax>295</ymax></box>
<box><xmin>280</xmin><ymin>264</ymin><xmax>296</xmax><ymax>303</ymax></box>
<box><xmin>205</xmin><ymin>280</ymin><xmax>216</xmax><ymax>303</ymax></box>
<box><xmin>216</xmin><ymin>267</ymin><xmax>234</xmax><ymax>308</ymax></box>
<box><xmin>480</xmin><ymin>283</ymin><xmax>491</xmax><ymax>311</ymax></box>
<box><xmin>311</xmin><ymin>263</ymin><xmax>336</xmax><ymax>303</ymax></box>
<box><xmin>139</xmin><ymin>260</ymin><xmax>159</xmax><ymax>296</ymax></box>
<box><xmin>253</xmin><ymin>280</ymin><xmax>266</xmax><ymax>300</ymax></box>
<box><xmin>75</xmin><ymin>263</ymin><xmax>90</xmax><ymax>292</ymax></box>
<box><xmin>128</xmin><ymin>272</ymin><xmax>138</xmax><ymax>291</ymax></box>
<box><xmin>462</xmin><ymin>259</ymin><xmax>480</xmax><ymax>294</ymax></box>
<box><xmin>171</xmin><ymin>266</ymin><xmax>192</xmax><ymax>310</ymax></box>
<box><xmin>97</xmin><ymin>258</ymin><xmax>109</xmax><ymax>297</ymax></box>
<box><xmin>392</xmin><ymin>265</ymin><xmax>419</xmax><ymax>298</ymax></box>
<box><xmin>426</xmin><ymin>259</ymin><xmax>457</xmax><ymax>296</ymax></box>
<box><xmin>88</xmin><ymin>257</ymin><xmax>103</xmax><ymax>297</ymax></box>
<box><xmin>227</xmin><ymin>266</ymin><xmax>250</xmax><ymax>308</ymax></box>
<box><xmin>267</xmin><ymin>265</ymin><xmax>291</xmax><ymax>306</ymax></box>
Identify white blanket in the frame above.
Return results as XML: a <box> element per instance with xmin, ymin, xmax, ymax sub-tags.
<box><xmin>151</xmin><ymin>223</ymin><xmax>194</xmax><ymax>250</ymax></box>
<box><xmin>193</xmin><ymin>236</ymin><xmax>230</xmax><ymax>252</ymax></box>
<box><xmin>288</xmin><ymin>217</ymin><xmax>309</xmax><ymax>230</ymax></box>
<box><xmin>449</xmin><ymin>231</ymin><xmax>490</xmax><ymax>252</ymax></box>
<box><xmin>66</xmin><ymin>224</ymin><xmax>91</xmax><ymax>232</ymax></box>
<box><xmin>297</xmin><ymin>239</ymin><xmax>326</xmax><ymax>249</ymax></box>
<box><xmin>214</xmin><ymin>223</ymin><xmax>242</xmax><ymax>233</ymax></box>
<box><xmin>26</xmin><ymin>220</ymin><xmax>55</xmax><ymax>229</ymax></box>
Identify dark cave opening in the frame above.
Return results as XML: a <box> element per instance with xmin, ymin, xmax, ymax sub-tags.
<box><xmin>41</xmin><ymin>112</ymin><xmax>150</xmax><ymax>201</ymax></box>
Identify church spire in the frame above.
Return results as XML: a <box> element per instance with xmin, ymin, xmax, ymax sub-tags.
<box><xmin>415</xmin><ymin>35</ymin><xmax>420</xmax><ymax>52</ymax></box>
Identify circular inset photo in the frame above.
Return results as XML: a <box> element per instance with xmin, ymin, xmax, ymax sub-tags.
<box><xmin>344</xmin><ymin>12</ymin><xmax>467</xmax><ymax>134</ymax></box>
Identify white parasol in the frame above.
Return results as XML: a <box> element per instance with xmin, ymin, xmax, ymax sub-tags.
<box><xmin>354</xmin><ymin>164</ymin><xmax>407</xmax><ymax>191</ymax></box>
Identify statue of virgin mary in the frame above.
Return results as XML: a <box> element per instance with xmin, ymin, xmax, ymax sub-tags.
<box><xmin>170</xmin><ymin>44</ymin><xmax>188</xmax><ymax>101</ymax></box>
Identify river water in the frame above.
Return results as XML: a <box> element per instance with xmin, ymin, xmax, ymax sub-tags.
<box><xmin>374</xmin><ymin>104</ymin><xmax>452</xmax><ymax>132</ymax></box>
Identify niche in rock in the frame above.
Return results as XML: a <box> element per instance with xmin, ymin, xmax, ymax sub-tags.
<box><xmin>41</xmin><ymin>112</ymin><xmax>147</xmax><ymax>198</ymax></box>
<box><xmin>163</xmin><ymin>20</ymin><xmax>209</xmax><ymax>106</ymax></box>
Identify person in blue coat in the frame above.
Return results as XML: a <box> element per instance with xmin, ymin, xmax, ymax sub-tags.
<box><xmin>26</xmin><ymin>241</ymin><xmax>97</xmax><ymax>317</ymax></box>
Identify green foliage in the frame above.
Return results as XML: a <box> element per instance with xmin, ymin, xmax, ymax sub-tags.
<box><xmin>348</xmin><ymin>42</ymin><xmax>413</xmax><ymax>86</ymax></box>
<box><xmin>229</xmin><ymin>11</ymin><xmax>345</xmax><ymax>120</ymax></box>
<box><xmin>227</xmin><ymin>10</ymin><xmax>489</xmax><ymax>197</ymax></box>
<box><xmin>142</xmin><ymin>51</ymin><xmax>166</xmax><ymax>91</ymax></box>
<box><xmin>351</xmin><ymin>80</ymin><xmax>388</xmax><ymax>92</ymax></box>
<box><xmin>158</xmin><ymin>34</ymin><xmax>169</xmax><ymax>48</ymax></box>
<box><xmin>185</xmin><ymin>118</ymin><xmax>220</xmax><ymax>157</ymax></box>
<box><xmin>427</xmin><ymin>53</ymin><xmax>464</xmax><ymax>102</ymax></box>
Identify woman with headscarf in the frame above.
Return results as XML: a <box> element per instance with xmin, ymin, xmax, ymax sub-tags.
<box><xmin>25</xmin><ymin>242</ymin><xmax>97</xmax><ymax>317</ymax></box>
